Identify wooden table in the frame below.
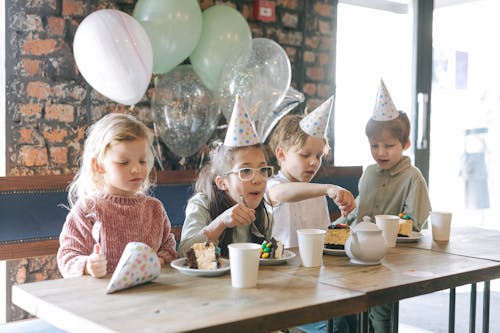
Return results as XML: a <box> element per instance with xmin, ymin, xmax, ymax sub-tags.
<box><xmin>398</xmin><ymin>226</ymin><xmax>500</xmax><ymax>332</ymax></box>
<box><xmin>306</xmin><ymin>246</ymin><xmax>500</xmax><ymax>308</ymax></box>
<box><xmin>399</xmin><ymin>226</ymin><xmax>500</xmax><ymax>261</ymax></box>
<box><xmin>12</xmin><ymin>241</ymin><xmax>500</xmax><ymax>333</ymax></box>
<box><xmin>12</xmin><ymin>263</ymin><xmax>367</xmax><ymax>333</ymax></box>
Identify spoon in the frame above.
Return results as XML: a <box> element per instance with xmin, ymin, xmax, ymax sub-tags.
<box><xmin>240</xmin><ymin>194</ymin><xmax>265</xmax><ymax>239</ymax></box>
<box><xmin>91</xmin><ymin>221</ymin><xmax>102</xmax><ymax>246</ymax></box>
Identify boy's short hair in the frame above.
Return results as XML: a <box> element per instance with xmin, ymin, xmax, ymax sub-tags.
<box><xmin>365</xmin><ymin>111</ymin><xmax>410</xmax><ymax>146</ymax></box>
<box><xmin>269</xmin><ymin>115</ymin><xmax>330</xmax><ymax>154</ymax></box>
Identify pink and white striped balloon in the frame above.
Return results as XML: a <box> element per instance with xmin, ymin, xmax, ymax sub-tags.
<box><xmin>73</xmin><ymin>9</ymin><xmax>153</xmax><ymax>105</ymax></box>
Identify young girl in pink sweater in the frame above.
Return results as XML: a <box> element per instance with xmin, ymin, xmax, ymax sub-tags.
<box><xmin>57</xmin><ymin>113</ymin><xmax>177</xmax><ymax>278</ymax></box>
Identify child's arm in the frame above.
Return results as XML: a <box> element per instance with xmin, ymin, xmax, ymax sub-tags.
<box><xmin>178</xmin><ymin>194</ymin><xmax>255</xmax><ymax>256</ymax></box>
<box><xmin>202</xmin><ymin>203</ymin><xmax>256</xmax><ymax>240</ymax></box>
<box><xmin>57</xmin><ymin>207</ymin><xmax>99</xmax><ymax>278</ymax></box>
<box><xmin>157</xmin><ymin>212</ymin><xmax>178</xmax><ymax>265</ymax></box>
<box><xmin>404</xmin><ymin>177</ymin><xmax>432</xmax><ymax>231</ymax></box>
<box><xmin>268</xmin><ymin>182</ymin><xmax>356</xmax><ymax>216</ymax></box>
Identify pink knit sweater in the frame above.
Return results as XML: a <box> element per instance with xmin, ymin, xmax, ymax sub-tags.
<box><xmin>57</xmin><ymin>194</ymin><xmax>177</xmax><ymax>278</ymax></box>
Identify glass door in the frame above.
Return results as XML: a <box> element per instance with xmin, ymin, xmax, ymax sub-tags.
<box><xmin>429</xmin><ymin>0</ymin><xmax>500</xmax><ymax>229</ymax></box>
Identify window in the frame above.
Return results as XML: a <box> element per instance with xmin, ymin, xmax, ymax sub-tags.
<box><xmin>334</xmin><ymin>2</ymin><xmax>413</xmax><ymax>167</ymax></box>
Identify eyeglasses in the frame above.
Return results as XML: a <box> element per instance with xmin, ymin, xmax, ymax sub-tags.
<box><xmin>224</xmin><ymin>166</ymin><xmax>274</xmax><ymax>181</ymax></box>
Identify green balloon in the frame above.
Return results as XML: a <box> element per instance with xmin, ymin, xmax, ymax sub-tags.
<box><xmin>190</xmin><ymin>5</ymin><xmax>251</xmax><ymax>91</ymax></box>
<box><xmin>133</xmin><ymin>0</ymin><xmax>202</xmax><ymax>74</ymax></box>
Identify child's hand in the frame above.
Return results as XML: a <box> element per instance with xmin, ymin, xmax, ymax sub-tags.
<box><xmin>158</xmin><ymin>257</ymin><xmax>165</xmax><ymax>267</ymax></box>
<box><xmin>221</xmin><ymin>203</ymin><xmax>256</xmax><ymax>228</ymax></box>
<box><xmin>85</xmin><ymin>244</ymin><xmax>107</xmax><ymax>278</ymax></box>
<box><xmin>327</xmin><ymin>186</ymin><xmax>356</xmax><ymax>217</ymax></box>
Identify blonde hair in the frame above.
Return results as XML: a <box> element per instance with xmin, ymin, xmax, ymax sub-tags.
<box><xmin>269</xmin><ymin>115</ymin><xmax>330</xmax><ymax>159</ymax></box>
<box><xmin>67</xmin><ymin>113</ymin><xmax>155</xmax><ymax>207</ymax></box>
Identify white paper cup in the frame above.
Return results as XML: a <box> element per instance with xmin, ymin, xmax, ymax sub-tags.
<box><xmin>228</xmin><ymin>243</ymin><xmax>261</xmax><ymax>288</ymax></box>
<box><xmin>430</xmin><ymin>211</ymin><xmax>452</xmax><ymax>242</ymax></box>
<box><xmin>375</xmin><ymin>214</ymin><xmax>400</xmax><ymax>247</ymax></box>
<box><xmin>297</xmin><ymin>229</ymin><xmax>326</xmax><ymax>267</ymax></box>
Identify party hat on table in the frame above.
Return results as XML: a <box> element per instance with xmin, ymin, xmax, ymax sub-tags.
<box><xmin>106</xmin><ymin>242</ymin><xmax>161</xmax><ymax>294</ymax></box>
<box><xmin>224</xmin><ymin>95</ymin><xmax>261</xmax><ymax>147</ymax></box>
<box><xmin>372</xmin><ymin>79</ymin><xmax>399</xmax><ymax>121</ymax></box>
<box><xmin>299</xmin><ymin>95</ymin><xmax>333</xmax><ymax>138</ymax></box>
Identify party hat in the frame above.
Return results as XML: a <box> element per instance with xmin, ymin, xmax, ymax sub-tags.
<box><xmin>299</xmin><ymin>95</ymin><xmax>333</xmax><ymax>138</ymax></box>
<box><xmin>106</xmin><ymin>242</ymin><xmax>161</xmax><ymax>294</ymax></box>
<box><xmin>372</xmin><ymin>79</ymin><xmax>399</xmax><ymax>121</ymax></box>
<box><xmin>224</xmin><ymin>96</ymin><xmax>261</xmax><ymax>147</ymax></box>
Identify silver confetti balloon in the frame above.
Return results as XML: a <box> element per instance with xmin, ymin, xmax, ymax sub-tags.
<box><xmin>152</xmin><ymin>65</ymin><xmax>220</xmax><ymax>158</ymax></box>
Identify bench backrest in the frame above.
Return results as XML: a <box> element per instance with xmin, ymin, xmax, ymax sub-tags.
<box><xmin>0</xmin><ymin>166</ymin><xmax>362</xmax><ymax>260</ymax></box>
<box><xmin>0</xmin><ymin>171</ymin><xmax>196</xmax><ymax>260</ymax></box>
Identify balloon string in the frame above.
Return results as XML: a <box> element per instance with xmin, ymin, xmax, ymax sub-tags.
<box><xmin>152</xmin><ymin>123</ymin><xmax>164</xmax><ymax>170</ymax></box>
<box><xmin>198</xmin><ymin>150</ymin><xmax>205</xmax><ymax>170</ymax></box>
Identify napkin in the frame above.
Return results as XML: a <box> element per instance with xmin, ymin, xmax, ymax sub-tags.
<box><xmin>106</xmin><ymin>242</ymin><xmax>161</xmax><ymax>294</ymax></box>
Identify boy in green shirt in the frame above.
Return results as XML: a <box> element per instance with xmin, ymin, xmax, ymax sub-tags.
<box><xmin>333</xmin><ymin>79</ymin><xmax>432</xmax><ymax>333</ymax></box>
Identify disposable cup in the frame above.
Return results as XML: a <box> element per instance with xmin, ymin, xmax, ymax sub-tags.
<box><xmin>297</xmin><ymin>229</ymin><xmax>326</xmax><ymax>267</ymax></box>
<box><xmin>430</xmin><ymin>211</ymin><xmax>452</xmax><ymax>242</ymax></box>
<box><xmin>228</xmin><ymin>243</ymin><xmax>261</xmax><ymax>288</ymax></box>
<box><xmin>375</xmin><ymin>214</ymin><xmax>400</xmax><ymax>247</ymax></box>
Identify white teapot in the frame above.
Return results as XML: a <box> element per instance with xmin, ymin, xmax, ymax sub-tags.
<box><xmin>345</xmin><ymin>216</ymin><xmax>387</xmax><ymax>265</ymax></box>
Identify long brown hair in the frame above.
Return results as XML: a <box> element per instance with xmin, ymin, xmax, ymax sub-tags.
<box><xmin>195</xmin><ymin>143</ymin><xmax>271</xmax><ymax>256</ymax></box>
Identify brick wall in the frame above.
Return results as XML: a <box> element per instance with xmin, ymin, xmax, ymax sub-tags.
<box><xmin>5</xmin><ymin>0</ymin><xmax>336</xmax><ymax>176</ymax></box>
<box><xmin>3</xmin><ymin>0</ymin><xmax>336</xmax><ymax>322</ymax></box>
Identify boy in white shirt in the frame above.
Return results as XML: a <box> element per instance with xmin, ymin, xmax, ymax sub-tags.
<box><xmin>266</xmin><ymin>96</ymin><xmax>355</xmax><ymax>248</ymax></box>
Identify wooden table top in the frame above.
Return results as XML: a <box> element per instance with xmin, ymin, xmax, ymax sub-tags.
<box><xmin>12</xmin><ymin>264</ymin><xmax>366</xmax><ymax>333</ymax></box>
<box><xmin>316</xmin><ymin>246</ymin><xmax>500</xmax><ymax>307</ymax></box>
<box><xmin>12</xmin><ymin>236</ymin><xmax>500</xmax><ymax>333</ymax></box>
<box><xmin>398</xmin><ymin>226</ymin><xmax>500</xmax><ymax>262</ymax></box>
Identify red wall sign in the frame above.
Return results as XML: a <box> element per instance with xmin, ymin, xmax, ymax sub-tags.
<box><xmin>253</xmin><ymin>0</ymin><xmax>276</xmax><ymax>22</ymax></box>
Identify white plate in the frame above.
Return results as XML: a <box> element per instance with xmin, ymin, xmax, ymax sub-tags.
<box><xmin>170</xmin><ymin>258</ymin><xmax>230</xmax><ymax>277</ymax></box>
<box><xmin>397</xmin><ymin>231</ymin><xmax>423</xmax><ymax>243</ymax></box>
<box><xmin>323</xmin><ymin>247</ymin><xmax>346</xmax><ymax>256</ymax></box>
<box><xmin>259</xmin><ymin>250</ymin><xmax>296</xmax><ymax>265</ymax></box>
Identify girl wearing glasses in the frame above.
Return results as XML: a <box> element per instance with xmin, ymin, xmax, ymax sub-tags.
<box><xmin>178</xmin><ymin>100</ymin><xmax>273</xmax><ymax>257</ymax></box>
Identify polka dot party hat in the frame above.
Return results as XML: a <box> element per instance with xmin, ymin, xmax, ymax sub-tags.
<box><xmin>106</xmin><ymin>242</ymin><xmax>161</xmax><ymax>294</ymax></box>
<box><xmin>299</xmin><ymin>95</ymin><xmax>334</xmax><ymax>138</ymax></box>
<box><xmin>372</xmin><ymin>79</ymin><xmax>399</xmax><ymax>121</ymax></box>
<box><xmin>224</xmin><ymin>95</ymin><xmax>261</xmax><ymax>147</ymax></box>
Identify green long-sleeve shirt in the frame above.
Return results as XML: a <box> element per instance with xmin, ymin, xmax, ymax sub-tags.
<box><xmin>335</xmin><ymin>156</ymin><xmax>432</xmax><ymax>231</ymax></box>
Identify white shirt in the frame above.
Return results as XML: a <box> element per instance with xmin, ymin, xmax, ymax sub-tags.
<box><xmin>266</xmin><ymin>171</ymin><xmax>330</xmax><ymax>248</ymax></box>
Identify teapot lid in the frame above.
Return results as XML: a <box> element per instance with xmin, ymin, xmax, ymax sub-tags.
<box><xmin>353</xmin><ymin>216</ymin><xmax>381</xmax><ymax>232</ymax></box>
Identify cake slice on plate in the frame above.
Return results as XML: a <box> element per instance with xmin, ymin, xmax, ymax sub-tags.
<box><xmin>325</xmin><ymin>223</ymin><xmax>350</xmax><ymax>249</ymax></box>
<box><xmin>185</xmin><ymin>242</ymin><xmax>221</xmax><ymax>270</ymax></box>
<box><xmin>398</xmin><ymin>213</ymin><xmax>414</xmax><ymax>237</ymax></box>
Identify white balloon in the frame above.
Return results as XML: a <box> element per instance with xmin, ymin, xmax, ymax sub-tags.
<box><xmin>73</xmin><ymin>9</ymin><xmax>153</xmax><ymax>105</ymax></box>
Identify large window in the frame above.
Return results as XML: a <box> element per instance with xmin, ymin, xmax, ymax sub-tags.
<box><xmin>334</xmin><ymin>2</ymin><xmax>413</xmax><ymax>167</ymax></box>
<box><xmin>430</xmin><ymin>0</ymin><xmax>500</xmax><ymax>229</ymax></box>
